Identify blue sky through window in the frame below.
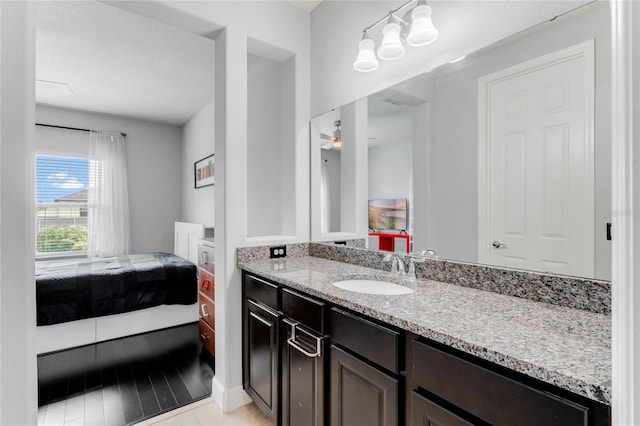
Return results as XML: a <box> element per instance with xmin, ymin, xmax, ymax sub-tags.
<box><xmin>36</xmin><ymin>156</ymin><xmax>89</xmax><ymax>203</ymax></box>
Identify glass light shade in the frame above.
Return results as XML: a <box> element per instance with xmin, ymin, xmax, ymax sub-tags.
<box><xmin>377</xmin><ymin>22</ymin><xmax>405</xmax><ymax>61</ymax></box>
<box><xmin>407</xmin><ymin>4</ymin><xmax>439</xmax><ymax>47</ymax></box>
<box><xmin>353</xmin><ymin>38</ymin><xmax>379</xmax><ymax>72</ymax></box>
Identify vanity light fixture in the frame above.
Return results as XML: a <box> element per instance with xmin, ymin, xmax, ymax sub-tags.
<box><xmin>353</xmin><ymin>0</ymin><xmax>438</xmax><ymax>72</ymax></box>
<box><xmin>353</xmin><ymin>32</ymin><xmax>380</xmax><ymax>72</ymax></box>
<box><xmin>377</xmin><ymin>16</ymin><xmax>406</xmax><ymax>60</ymax></box>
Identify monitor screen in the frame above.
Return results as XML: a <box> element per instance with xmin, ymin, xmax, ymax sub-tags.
<box><xmin>368</xmin><ymin>198</ymin><xmax>408</xmax><ymax>231</ymax></box>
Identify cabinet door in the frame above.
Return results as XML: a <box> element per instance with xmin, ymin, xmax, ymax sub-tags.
<box><xmin>282</xmin><ymin>320</ymin><xmax>325</xmax><ymax>426</ymax></box>
<box><xmin>244</xmin><ymin>300</ymin><xmax>280</xmax><ymax>424</ymax></box>
<box><xmin>330</xmin><ymin>344</ymin><xmax>398</xmax><ymax>426</ymax></box>
<box><xmin>412</xmin><ymin>391</ymin><xmax>473</xmax><ymax>426</ymax></box>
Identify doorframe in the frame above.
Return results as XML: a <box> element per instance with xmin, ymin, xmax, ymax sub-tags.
<box><xmin>611</xmin><ymin>1</ymin><xmax>640</xmax><ymax>424</ymax></box>
<box><xmin>477</xmin><ymin>39</ymin><xmax>595</xmax><ymax>267</ymax></box>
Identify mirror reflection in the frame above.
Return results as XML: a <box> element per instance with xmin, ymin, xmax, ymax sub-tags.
<box><xmin>312</xmin><ymin>1</ymin><xmax>611</xmax><ymax>280</ymax></box>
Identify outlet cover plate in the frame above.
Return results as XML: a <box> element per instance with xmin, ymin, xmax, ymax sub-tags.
<box><xmin>270</xmin><ymin>245</ymin><xmax>287</xmax><ymax>258</ymax></box>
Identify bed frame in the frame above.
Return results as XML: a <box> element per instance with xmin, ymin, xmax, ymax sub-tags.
<box><xmin>36</xmin><ymin>221</ymin><xmax>205</xmax><ymax>354</ymax></box>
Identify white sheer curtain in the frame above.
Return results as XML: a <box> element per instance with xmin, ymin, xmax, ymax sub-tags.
<box><xmin>88</xmin><ymin>131</ymin><xmax>131</xmax><ymax>257</ymax></box>
<box><xmin>320</xmin><ymin>159</ymin><xmax>330</xmax><ymax>233</ymax></box>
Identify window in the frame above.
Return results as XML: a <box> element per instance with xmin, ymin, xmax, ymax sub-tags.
<box><xmin>35</xmin><ymin>155</ymin><xmax>89</xmax><ymax>256</ymax></box>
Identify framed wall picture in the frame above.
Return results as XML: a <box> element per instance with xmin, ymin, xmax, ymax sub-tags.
<box><xmin>194</xmin><ymin>154</ymin><xmax>215</xmax><ymax>188</ymax></box>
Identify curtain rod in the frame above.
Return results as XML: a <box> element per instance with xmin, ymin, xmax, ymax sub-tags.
<box><xmin>36</xmin><ymin>123</ymin><xmax>127</xmax><ymax>137</ymax></box>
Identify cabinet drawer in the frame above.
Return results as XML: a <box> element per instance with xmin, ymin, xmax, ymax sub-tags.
<box><xmin>199</xmin><ymin>269</ymin><xmax>215</xmax><ymax>301</ymax></box>
<box><xmin>198</xmin><ymin>243</ymin><xmax>215</xmax><ymax>274</ymax></box>
<box><xmin>412</xmin><ymin>340</ymin><xmax>589</xmax><ymax>426</ymax></box>
<box><xmin>330</xmin><ymin>308</ymin><xmax>400</xmax><ymax>373</ymax></box>
<box><xmin>199</xmin><ymin>295</ymin><xmax>215</xmax><ymax>329</ymax></box>
<box><xmin>244</xmin><ymin>274</ymin><xmax>279</xmax><ymax>310</ymax></box>
<box><xmin>282</xmin><ymin>288</ymin><xmax>325</xmax><ymax>334</ymax></box>
<box><xmin>199</xmin><ymin>319</ymin><xmax>215</xmax><ymax>356</ymax></box>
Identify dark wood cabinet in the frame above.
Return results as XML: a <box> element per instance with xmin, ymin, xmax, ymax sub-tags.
<box><xmin>411</xmin><ymin>391</ymin><xmax>473</xmax><ymax>426</ymax></box>
<box><xmin>242</xmin><ymin>270</ymin><xmax>610</xmax><ymax>426</ymax></box>
<box><xmin>409</xmin><ymin>337</ymin><xmax>610</xmax><ymax>426</ymax></box>
<box><xmin>330</xmin><ymin>344</ymin><xmax>398</xmax><ymax>426</ymax></box>
<box><xmin>281</xmin><ymin>318</ymin><xmax>325</xmax><ymax>426</ymax></box>
<box><xmin>244</xmin><ymin>299</ymin><xmax>281</xmax><ymax>423</ymax></box>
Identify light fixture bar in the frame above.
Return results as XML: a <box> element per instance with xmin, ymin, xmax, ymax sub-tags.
<box><xmin>362</xmin><ymin>0</ymin><xmax>417</xmax><ymax>34</ymax></box>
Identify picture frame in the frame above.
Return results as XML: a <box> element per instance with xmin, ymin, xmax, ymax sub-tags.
<box><xmin>194</xmin><ymin>154</ymin><xmax>215</xmax><ymax>188</ymax></box>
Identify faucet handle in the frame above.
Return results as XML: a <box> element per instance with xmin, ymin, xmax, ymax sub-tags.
<box><xmin>390</xmin><ymin>257</ymin><xmax>399</xmax><ymax>274</ymax></box>
<box><xmin>406</xmin><ymin>258</ymin><xmax>417</xmax><ymax>280</ymax></box>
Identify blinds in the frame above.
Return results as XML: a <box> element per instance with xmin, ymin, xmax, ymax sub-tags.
<box><xmin>36</xmin><ymin>155</ymin><xmax>89</xmax><ymax>254</ymax></box>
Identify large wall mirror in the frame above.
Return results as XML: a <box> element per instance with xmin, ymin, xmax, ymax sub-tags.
<box><xmin>311</xmin><ymin>1</ymin><xmax>611</xmax><ymax>281</ymax></box>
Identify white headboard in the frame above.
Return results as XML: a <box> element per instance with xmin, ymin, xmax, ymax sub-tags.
<box><xmin>174</xmin><ymin>221</ymin><xmax>205</xmax><ymax>264</ymax></box>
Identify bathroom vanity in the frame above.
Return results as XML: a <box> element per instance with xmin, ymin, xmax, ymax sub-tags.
<box><xmin>239</xmin><ymin>250</ymin><xmax>610</xmax><ymax>426</ymax></box>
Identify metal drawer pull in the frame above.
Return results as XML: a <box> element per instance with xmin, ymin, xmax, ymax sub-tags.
<box><xmin>201</xmin><ymin>304</ymin><xmax>209</xmax><ymax>317</ymax></box>
<box><xmin>287</xmin><ymin>322</ymin><xmax>321</xmax><ymax>358</ymax></box>
<box><xmin>200</xmin><ymin>332</ymin><xmax>209</xmax><ymax>340</ymax></box>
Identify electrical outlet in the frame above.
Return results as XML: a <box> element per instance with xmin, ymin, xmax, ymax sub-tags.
<box><xmin>269</xmin><ymin>245</ymin><xmax>287</xmax><ymax>259</ymax></box>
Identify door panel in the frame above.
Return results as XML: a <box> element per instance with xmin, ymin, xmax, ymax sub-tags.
<box><xmin>330</xmin><ymin>344</ymin><xmax>398</xmax><ymax>426</ymax></box>
<box><xmin>244</xmin><ymin>300</ymin><xmax>280</xmax><ymax>423</ymax></box>
<box><xmin>482</xmin><ymin>42</ymin><xmax>594</xmax><ymax>277</ymax></box>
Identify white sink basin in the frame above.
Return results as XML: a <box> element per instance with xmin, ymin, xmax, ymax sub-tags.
<box><xmin>332</xmin><ymin>279</ymin><xmax>414</xmax><ymax>295</ymax></box>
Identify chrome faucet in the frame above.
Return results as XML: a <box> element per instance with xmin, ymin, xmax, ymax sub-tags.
<box><xmin>384</xmin><ymin>253</ymin><xmax>422</xmax><ymax>279</ymax></box>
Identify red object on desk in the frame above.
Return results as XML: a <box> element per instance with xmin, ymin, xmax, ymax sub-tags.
<box><xmin>369</xmin><ymin>232</ymin><xmax>410</xmax><ymax>253</ymax></box>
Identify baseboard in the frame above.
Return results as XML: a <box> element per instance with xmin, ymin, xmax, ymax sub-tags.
<box><xmin>211</xmin><ymin>376</ymin><xmax>252</xmax><ymax>413</ymax></box>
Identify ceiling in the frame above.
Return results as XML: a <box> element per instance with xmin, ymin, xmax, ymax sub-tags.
<box><xmin>287</xmin><ymin>0</ymin><xmax>323</xmax><ymax>12</ymax></box>
<box><xmin>36</xmin><ymin>1</ymin><xmax>215</xmax><ymax>126</ymax></box>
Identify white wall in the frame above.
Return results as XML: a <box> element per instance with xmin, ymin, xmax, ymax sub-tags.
<box><xmin>247</xmin><ymin>55</ymin><xmax>285</xmax><ymax>237</ymax></box>
<box><xmin>0</xmin><ymin>2</ymin><xmax>37</xmax><ymax>425</ymax></box>
<box><xmin>181</xmin><ymin>99</ymin><xmax>215</xmax><ymax>227</ymax></box>
<box><xmin>310</xmin><ymin>0</ymin><xmax>590</xmax><ymax>116</ymax></box>
<box><xmin>368</xmin><ymin>111</ymin><xmax>413</xmax><ymax>225</ymax></box>
<box><xmin>36</xmin><ymin>105</ymin><xmax>183</xmax><ymax>254</ymax></box>
<box><xmin>321</xmin><ymin>148</ymin><xmax>341</xmax><ymax>232</ymax></box>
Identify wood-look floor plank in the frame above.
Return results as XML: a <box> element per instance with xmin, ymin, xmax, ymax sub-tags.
<box><xmin>149</xmin><ymin>373</ymin><xmax>178</xmax><ymax>411</ymax></box>
<box><xmin>37</xmin><ymin>322</ymin><xmax>211</xmax><ymax>426</ymax></box>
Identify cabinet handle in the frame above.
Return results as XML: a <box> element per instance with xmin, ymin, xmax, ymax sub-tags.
<box><xmin>201</xmin><ymin>279</ymin><xmax>211</xmax><ymax>290</ymax></box>
<box><xmin>287</xmin><ymin>322</ymin><xmax>322</xmax><ymax>358</ymax></box>
<box><xmin>201</xmin><ymin>304</ymin><xmax>209</xmax><ymax>317</ymax></box>
<box><xmin>200</xmin><ymin>332</ymin><xmax>209</xmax><ymax>340</ymax></box>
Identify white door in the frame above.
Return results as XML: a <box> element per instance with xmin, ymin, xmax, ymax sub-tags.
<box><xmin>478</xmin><ymin>41</ymin><xmax>594</xmax><ymax>277</ymax></box>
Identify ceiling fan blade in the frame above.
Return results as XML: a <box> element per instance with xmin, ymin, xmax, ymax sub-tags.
<box><xmin>320</xmin><ymin>133</ymin><xmax>334</xmax><ymax>141</ymax></box>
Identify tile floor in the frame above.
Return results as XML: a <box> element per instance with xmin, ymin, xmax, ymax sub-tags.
<box><xmin>137</xmin><ymin>399</ymin><xmax>271</xmax><ymax>426</ymax></box>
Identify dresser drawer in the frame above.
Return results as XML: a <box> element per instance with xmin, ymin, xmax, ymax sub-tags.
<box><xmin>198</xmin><ymin>243</ymin><xmax>215</xmax><ymax>274</ymax></box>
<box><xmin>282</xmin><ymin>288</ymin><xmax>325</xmax><ymax>334</ymax></box>
<box><xmin>199</xmin><ymin>269</ymin><xmax>215</xmax><ymax>301</ymax></box>
<box><xmin>199</xmin><ymin>294</ymin><xmax>215</xmax><ymax>329</ymax></box>
<box><xmin>330</xmin><ymin>308</ymin><xmax>400</xmax><ymax>373</ymax></box>
<box><xmin>412</xmin><ymin>340</ymin><xmax>589</xmax><ymax>426</ymax></box>
<box><xmin>244</xmin><ymin>273</ymin><xmax>279</xmax><ymax>310</ymax></box>
<box><xmin>199</xmin><ymin>319</ymin><xmax>215</xmax><ymax>356</ymax></box>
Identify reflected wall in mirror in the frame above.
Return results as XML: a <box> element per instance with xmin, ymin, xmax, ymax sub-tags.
<box><xmin>311</xmin><ymin>99</ymin><xmax>369</xmax><ymax>241</ymax></box>
<box><xmin>313</xmin><ymin>1</ymin><xmax>611</xmax><ymax>280</ymax></box>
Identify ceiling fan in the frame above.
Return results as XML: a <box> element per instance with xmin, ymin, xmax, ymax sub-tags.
<box><xmin>320</xmin><ymin>120</ymin><xmax>342</xmax><ymax>150</ymax></box>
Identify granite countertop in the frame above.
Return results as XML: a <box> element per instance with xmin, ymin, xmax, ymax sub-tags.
<box><xmin>238</xmin><ymin>256</ymin><xmax>611</xmax><ymax>406</ymax></box>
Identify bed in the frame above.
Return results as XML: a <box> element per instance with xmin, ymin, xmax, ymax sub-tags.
<box><xmin>36</xmin><ymin>253</ymin><xmax>197</xmax><ymax>326</ymax></box>
<box><xmin>36</xmin><ymin>222</ymin><xmax>206</xmax><ymax>354</ymax></box>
